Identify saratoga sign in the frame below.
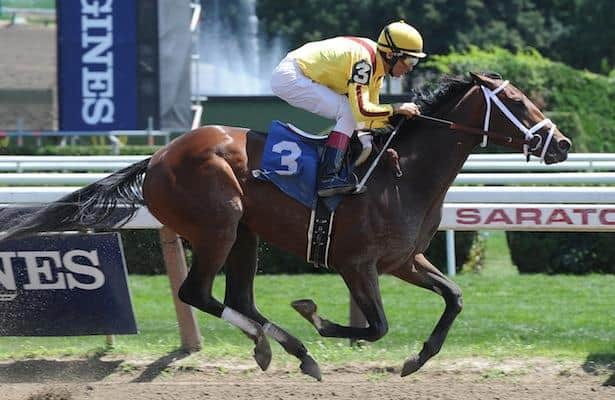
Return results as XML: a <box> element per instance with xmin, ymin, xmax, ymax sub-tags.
<box><xmin>441</xmin><ymin>204</ymin><xmax>615</xmax><ymax>230</ymax></box>
<box><xmin>0</xmin><ymin>233</ymin><xmax>137</xmax><ymax>336</ymax></box>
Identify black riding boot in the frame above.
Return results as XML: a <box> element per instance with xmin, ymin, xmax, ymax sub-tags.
<box><xmin>317</xmin><ymin>132</ymin><xmax>355</xmax><ymax>197</ymax></box>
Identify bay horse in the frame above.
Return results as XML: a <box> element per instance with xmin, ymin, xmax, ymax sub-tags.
<box><xmin>0</xmin><ymin>72</ymin><xmax>571</xmax><ymax>380</ymax></box>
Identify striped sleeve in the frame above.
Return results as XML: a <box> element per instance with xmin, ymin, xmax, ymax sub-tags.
<box><xmin>347</xmin><ymin>81</ymin><xmax>394</xmax><ymax>123</ymax></box>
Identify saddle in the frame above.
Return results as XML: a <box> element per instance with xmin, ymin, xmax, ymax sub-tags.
<box><xmin>285</xmin><ymin>123</ymin><xmax>375</xmax><ymax>170</ymax></box>
<box><xmin>252</xmin><ymin>120</ymin><xmax>378</xmax><ymax>268</ymax></box>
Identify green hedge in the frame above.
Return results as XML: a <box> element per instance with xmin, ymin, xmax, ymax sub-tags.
<box><xmin>507</xmin><ymin>232</ymin><xmax>615</xmax><ymax>275</ymax></box>
<box><xmin>0</xmin><ymin>145</ymin><xmax>162</xmax><ymax>156</ymax></box>
<box><xmin>120</xmin><ymin>230</ymin><xmax>166</xmax><ymax>275</ymax></box>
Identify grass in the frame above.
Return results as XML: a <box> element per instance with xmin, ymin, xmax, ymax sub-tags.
<box><xmin>1</xmin><ymin>0</ymin><xmax>54</xmax><ymax>9</ymax></box>
<box><xmin>0</xmin><ymin>231</ymin><xmax>614</xmax><ymax>367</ymax></box>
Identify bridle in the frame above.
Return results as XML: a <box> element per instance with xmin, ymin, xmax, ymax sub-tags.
<box><xmin>479</xmin><ymin>80</ymin><xmax>556</xmax><ymax>162</ymax></box>
<box><xmin>417</xmin><ymin>80</ymin><xmax>557</xmax><ymax>163</ymax></box>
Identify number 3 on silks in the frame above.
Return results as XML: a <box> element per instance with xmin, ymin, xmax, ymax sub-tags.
<box><xmin>351</xmin><ymin>60</ymin><xmax>372</xmax><ymax>85</ymax></box>
<box><xmin>272</xmin><ymin>141</ymin><xmax>301</xmax><ymax>175</ymax></box>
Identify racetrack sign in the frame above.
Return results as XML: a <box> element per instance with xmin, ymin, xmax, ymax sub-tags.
<box><xmin>57</xmin><ymin>0</ymin><xmax>137</xmax><ymax>130</ymax></box>
<box><xmin>0</xmin><ymin>233</ymin><xmax>137</xmax><ymax>336</ymax></box>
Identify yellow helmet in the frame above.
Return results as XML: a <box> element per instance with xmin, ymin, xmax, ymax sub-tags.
<box><xmin>377</xmin><ymin>20</ymin><xmax>426</xmax><ymax>58</ymax></box>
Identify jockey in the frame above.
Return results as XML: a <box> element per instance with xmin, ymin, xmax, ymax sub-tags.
<box><xmin>271</xmin><ymin>20</ymin><xmax>426</xmax><ymax>197</ymax></box>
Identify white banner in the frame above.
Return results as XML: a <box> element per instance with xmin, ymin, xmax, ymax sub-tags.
<box><xmin>441</xmin><ymin>203</ymin><xmax>615</xmax><ymax>231</ymax></box>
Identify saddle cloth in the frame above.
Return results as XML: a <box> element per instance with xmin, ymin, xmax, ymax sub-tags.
<box><xmin>253</xmin><ymin>120</ymin><xmax>352</xmax><ymax>209</ymax></box>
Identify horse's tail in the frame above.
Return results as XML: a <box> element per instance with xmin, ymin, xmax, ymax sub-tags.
<box><xmin>0</xmin><ymin>157</ymin><xmax>151</xmax><ymax>242</ymax></box>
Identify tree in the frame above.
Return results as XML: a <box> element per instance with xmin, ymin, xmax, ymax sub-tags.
<box><xmin>256</xmin><ymin>0</ymin><xmax>613</xmax><ymax>74</ymax></box>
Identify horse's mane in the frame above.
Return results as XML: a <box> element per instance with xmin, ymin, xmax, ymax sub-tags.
<box><xmin>409</xmin><ymin>72</ymin><xmax>502</xmax><ymax>115</ymax></box>
<box><xmin>409</xmin><ymin>75</ymin><xmax>474</xmax><ymax>115</ymax></box>
<box><xmin>386</xmin><ymin>72</ymin><xmax>500</xmax><ymax>145</ymax></box>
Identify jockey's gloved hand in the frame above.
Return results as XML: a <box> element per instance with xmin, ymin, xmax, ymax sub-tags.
<box><xmin>393</xmin><ymin>102</ymin><xmax>421</xmax><ymax>118</ymax></box>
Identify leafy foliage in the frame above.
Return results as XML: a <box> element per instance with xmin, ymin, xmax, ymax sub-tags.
<box><xmin>507</xmin><ymin>232</ymin><xmax>615</xmax><ymax>274</ymax></box>
<box><xmin>121</xmin><ymin>230</ymin><xmax>166</xmax><ymax>275</ymax></box>
<box><xmin>256</xmin><ymin>0</ymin><xmax>614</xmax><ymax>74</ymax></box>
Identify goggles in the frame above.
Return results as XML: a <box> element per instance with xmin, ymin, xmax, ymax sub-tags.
<box><xmin>400</xmin><ymin>55</ymin><xmax>419</xmax><ymax>67</ymax></box>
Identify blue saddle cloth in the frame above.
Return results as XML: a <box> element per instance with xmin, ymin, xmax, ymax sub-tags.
<box><xmin>254</xmin><ymin>120</ymin><xmax>346</xmax><ymax>209</ymax></box>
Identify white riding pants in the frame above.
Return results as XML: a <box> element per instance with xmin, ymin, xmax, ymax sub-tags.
<box><xmin>270</xmin><ymin>56</ymin><xmax>357</xmax><ymax>137</ymax></box>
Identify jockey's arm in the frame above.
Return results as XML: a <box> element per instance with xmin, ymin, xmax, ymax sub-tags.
<box><xmin>347</xmin><ymin>82</ymin><xmax>393</xmax><ymax>128</ymax></box>
<box><xmin>347</xmin><ymin>83</ymin><xmax>421</xmax><ymax>130</ymax></box>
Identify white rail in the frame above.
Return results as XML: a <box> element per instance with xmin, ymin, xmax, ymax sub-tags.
<box><xmin>0</xmin><ymin>156</ymin><xmax>147</xmax><ymax>173</ymax></box>
<box><xmin>0</xmin><ymin>154</ymin><xmax>614</xmax><ymax>173</ymax></box>
<box><xmin>467</xmin><ymin>153</ymin><xmax>615</xmax><ymax>162</ymax></box>
<box><xmin>454</xmin><ymin>172</ymin><xmax>615</xmax><ymax>184</ymax></box>
<box><xmin>462</xmin><ymin>160</ymin><xmax>615</xmax><ymax>171</ymax></box>
<box><xmin>2</xmin><ymin>172</ymin><xmax>615</xmax><ymax>186</ymax></box>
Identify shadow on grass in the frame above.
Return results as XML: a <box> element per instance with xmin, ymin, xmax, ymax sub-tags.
<box><xmin>583</xmin><ymin>353</ymin><xmax>615</xmax><ymax>386</ymax></box>
<box><xmin>130</xmin><ymin>349</ymin><xmax>191</xmax><ymax>383</ymax></box>
<box><xmin>0</xmin><ymin>356</ymin><xmax>122</xmax><ymax>383</ymax></box>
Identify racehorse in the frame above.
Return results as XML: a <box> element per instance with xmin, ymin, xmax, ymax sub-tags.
<box><xmin>0</xmin><ymin>72</ymin><xmax>571</xmax><ymax>380</ymax></box>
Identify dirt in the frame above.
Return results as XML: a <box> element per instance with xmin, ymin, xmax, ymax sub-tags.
<box><xmin>0</xmin><ymin>356</ymin><xmax>613</xmax><ymax>400</ymax></box>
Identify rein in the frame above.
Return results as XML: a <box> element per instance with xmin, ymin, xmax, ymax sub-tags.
<box><xmin>416</xmin><ymin>114</ymin><xmax>528</xmax><ymax>148</ymax></box>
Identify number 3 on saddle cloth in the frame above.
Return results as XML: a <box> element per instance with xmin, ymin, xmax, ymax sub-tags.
<box><xmin>252</xmin><ymin>120</ymin><xmax>357</xmax><ymax>211</ymax></box>
<box><xmin>252</xmin><ymin>120</ymin><xmax>367</xmax><ymax>267</ymax></box>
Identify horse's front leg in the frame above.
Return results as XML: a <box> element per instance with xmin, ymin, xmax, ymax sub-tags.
<box><xmin>292</xmin><ymin>263</ymin><xmax>389</xmax><ymax>342</ymax></box>
<box><xmin>389</xmin><ymin>253</ymin><xmax>463</xmax><ymax>376</ymax></box>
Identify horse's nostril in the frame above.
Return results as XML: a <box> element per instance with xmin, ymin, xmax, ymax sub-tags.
<box><xmin>558</xmin><ymin>139</ymin><xmax>571</xmax><ymax>152</ymax></box>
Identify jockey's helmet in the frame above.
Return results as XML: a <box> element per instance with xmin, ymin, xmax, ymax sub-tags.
<box><xmin>377</xmin><ymin>20</ymin><xmax>426</xmax><ymax>59</ymax></box>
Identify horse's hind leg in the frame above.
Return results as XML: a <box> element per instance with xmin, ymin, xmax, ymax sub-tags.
<box><xmin>224</xmin><ymin>224</ymin><xmax>321</xmax><ymax>380</ymax></box>
<box><xmin>390</xmin><ymin>253</ymin><xmax>463</xmax><ymax>376</ymax></box>
<box><xmin>292</xmin><ymin>263</ymin><xmax>389</xmax><ymax>342</ymax></box>
<box><xmin>178</xmin><ymin>227</ymin><xmax>272</xmax><ymax>371</ymax></box>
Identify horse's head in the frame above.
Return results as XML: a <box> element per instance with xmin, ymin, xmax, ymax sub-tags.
<box><xmin>469</xmin><ymin>72</ymin><xmax>572</xmax><ymax>164</ymax></box>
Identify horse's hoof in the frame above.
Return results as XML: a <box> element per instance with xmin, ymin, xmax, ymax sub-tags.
<box><xmin>400</xmin><ymin>355</ymin><xmax>422</xmax><ymax>377</ymax></box>
<box><xmin>291</xmin><ymin>299</ymin><xmax>317</xmax><ymax>318</ymax></box>
<box><xmin>300</xmin><ymin>355</ymin><xmax>322</xmax><ymax>381</ymax></box>
<box><xmin>253</xmin><ymin>335</ymin><xmax>272</xmax><ymax>371</ymax></box>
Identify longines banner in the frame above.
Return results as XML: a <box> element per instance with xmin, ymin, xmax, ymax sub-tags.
<box><xmin>57</xmin><ymin>0</ymin><xmax>138</xmax><ymax>130</ymax></box>
<box><xmin>0</xmin><ymin>233</ymin><xmax>137</xmax><ymax>336</ymax></box>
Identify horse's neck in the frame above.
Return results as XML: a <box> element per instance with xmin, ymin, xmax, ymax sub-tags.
<box><xmin>390</xmin><ymin>90</ymin><xmax>481</xmax><ymax>206</ymax></box>
<box><xmin>396</xmin><ymin>127</ymin><xmax>473</xmax><ymax>197</ymax></box>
